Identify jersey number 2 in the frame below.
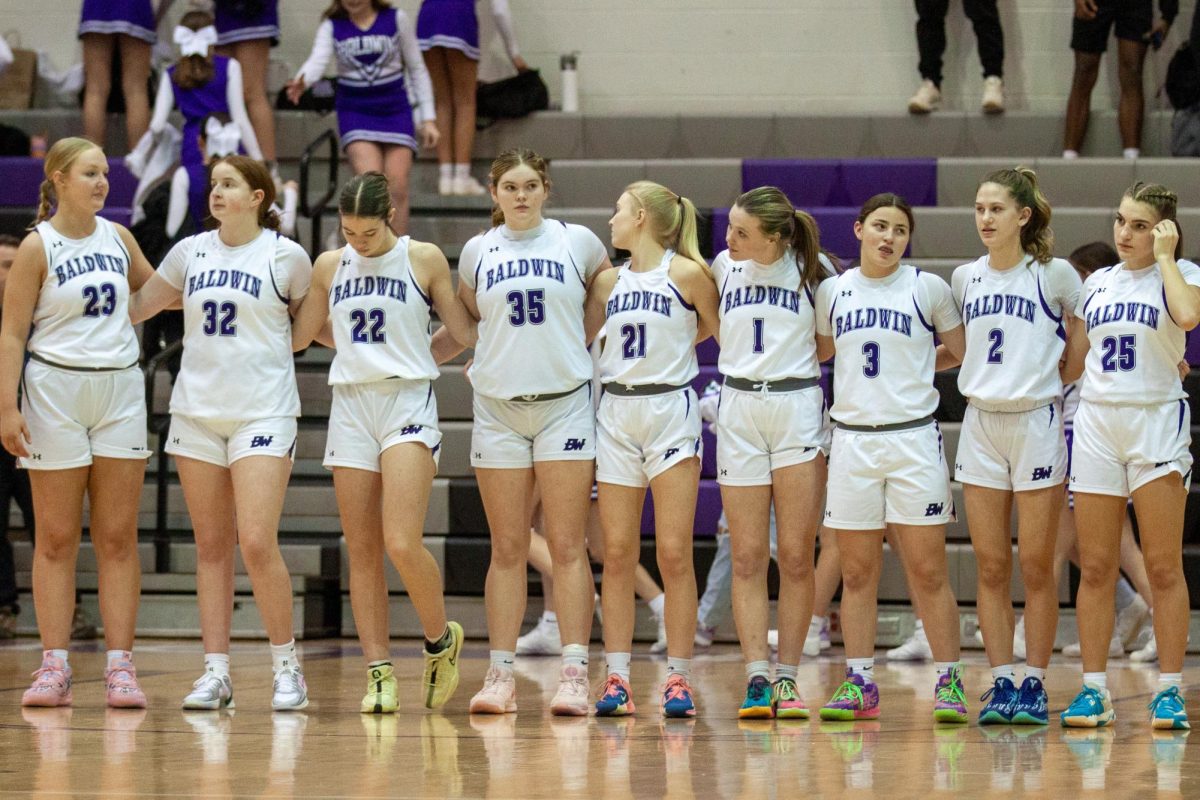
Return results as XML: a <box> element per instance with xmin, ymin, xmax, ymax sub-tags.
<box><xmin>82</xmin><ymin>283</ymin><xmax>116</xmax><ymax>317</ymax></box>
<box><xmin>350</xmin><ymin>308</ymin><xmax>386</xmax><ymax>343</ymax></box>
<box><xmin>987</xmin><ymin>328</ymin><xmax>1004</xmax><ymax>363</ymax></box>
<box><xmin>201</xmin><ymin>300</ymin><xmax>237</xmax><ymax>336</ymax></box>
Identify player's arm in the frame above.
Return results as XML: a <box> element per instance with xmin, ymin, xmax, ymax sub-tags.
<box><xmin>292</xmin><ymin>250</ymin><xmax>336</xmax><ymax>352</ymax></box>
<box><xmin>0</xmin><ymin>233</ymin><xmax>44</xmax><ymax>457</ymax></box>
<box><xmin>412</xmin><ymin>240</ymin><xmax>477</xmax><ymax>349</ymax></box>
<box><xmin>584</xmin><ymin>267</ymin><xmax>618</xmax><ymax>345</ymax></box>
<box><xmin>1061</xmin><ymin>315</ymin><xmax>1088</xmax><ymax>385</ymax></box>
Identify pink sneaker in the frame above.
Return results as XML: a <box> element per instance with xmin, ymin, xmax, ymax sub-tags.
<box><xmin>105</xmin><ymin>660</ymin><xmax>148</xmax><ymax>709</ymax></box>
<box><xmin>22</xmin><ymin>657</ymin><xmax>73</xmax><ymax>707</ymax></box>
<box><xmin>550</xmin><ymin>664</ymin><xmax>589</xmax><ymax>716</ymax></box>
<box><xmin>469</xmin><ymin>665</ymin><xmax>517</xmax><ymax>714</ymax></box>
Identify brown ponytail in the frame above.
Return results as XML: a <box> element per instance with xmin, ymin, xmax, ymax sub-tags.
<box><xmin>980</xmin><ymin>167</ymin><xmax>1054</xmax><ymax>264</ymax></box>
<box><xmin>212</xmin><ymin>155</ymin><xmax>280</xmax><ymax>231</ymax></box>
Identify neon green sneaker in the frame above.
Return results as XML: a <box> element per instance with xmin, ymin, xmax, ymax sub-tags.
<box><xmin>423</xmin><ymin>621</ymin><xmax>464</xmax><ymax>709</ymax></box>
<box><xmin>361</xmin><ymin>663</ymin><xmax>398</xmax><ymax>714</ymax></box>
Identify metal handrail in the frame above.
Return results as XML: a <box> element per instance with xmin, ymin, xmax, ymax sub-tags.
<box><xmin>143</xmin><ymin>339</ymin><xmax>183</xmax><ymax>573</ymax></box>
<box><xmin>299</xmin><ymin>128</ymin><xmax>339</xmax><ymax>256</ymax></box>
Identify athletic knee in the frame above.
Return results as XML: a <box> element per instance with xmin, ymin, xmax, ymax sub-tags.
<box><xmin>488</xmin><ymin>535</ymin><xmax>528</xmax><ymax>570</ymax></box>
<box><xmin>1017</xmin><ymin>555</ymin><xmax>1056</xmax><ymax>591</ymax></box>
<box><xmin>1144</xmin><ymin>557</ymin><xmax>1185</xmax><ymax>591</ymax></box>
<box><xmin>656</xmin><ymin>542</ymin><xmax>693</xmax><ymax>579</ymax></box>
<box><xmin>89</xmin><ymin>528</ymin><xmax>139</xmax><ymax>563</ymax></box>
<box><xmin>775</xmin><ymin>550</ymin><xmax>813</xmax><ymax>584</ymax></box>
<box><xmin>976</xmin><ymin>552</ymin><xmax>1013</xmax><ymax>589</ymax></box>
<box><xmin>730</xmin><ymin>544</ymin><xmax>769</xmax><ymax>581</ymax></box>
<box><xmin>906</xmin><ymin>561</ymin><xmax>950</xmax><ymax>596</ymax></box>
<box><xmin>841</xmin><ymin>560</ymin><xmax>881</xmax><ymax>593</ymax></box>
<box><xmin>33</xmin><ymin>529</ymin><xmax>79</xmax><ymax>562</ymax></box>
<box><xmin>237</xmin><ymin>533</ymin><xmax>281</xmax><ymax>571</ymax></box>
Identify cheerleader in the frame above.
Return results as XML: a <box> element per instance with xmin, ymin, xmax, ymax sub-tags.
<box><xmin>0</xmin><ymin>138</ymin><xmax>156</xmax><ymax>707</ymax></box>
<box><xmin>441</xmin><ymin>149</ymin><xmax>611</xmax><ymax>716</ymax></box>
<box><xmin>712</xmin><ymin>187</ymin><xmax>835</xmax><ymax>719</ymax></box>
<box><xmin>288</xmin><ymin>0</ymin><xmax>439</xmax><ymax>235</ymax></box>
<box><xmin>416</xmin><ymin>0</ymin><xmax>527</xmax><ymax>195</ymax></box>
<box><xmin>130</xmin><ymin>156</ymin><xmax>313</xmax><ymax>711</ymax></box>
<box><xmin>1061</xmin><ymin>182</ymin><xmax>1198</xmax><ymax>730</ymax></box>
<box><xmin>814</xmin><ymin>194</ymin><xmax>968</xmax><ymax>723</ymax></box>
<box><xmin>949</xmin><ymin>168</ymin><xmax>1082</xmax><ymax>726</ymax></box>
<box><xmin>78</xmin><ymin>0</ymin><xmax>155</xmax><ymax>149</ymax></box>
<box><xmin>587</xmin><ymin>181</ymin><xmax>720</xmax><ymax>718</ymax></box>
<box><xmin>213</xmin><ymin>0</ymin><xmax>281</xmax><ymax>165</ymax></box>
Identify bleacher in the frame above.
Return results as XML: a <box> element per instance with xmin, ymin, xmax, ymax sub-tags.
<box><xmin>4</xmin><ymin>107</ymin><xmax>1200</xmax><ymax>645</ymax></box>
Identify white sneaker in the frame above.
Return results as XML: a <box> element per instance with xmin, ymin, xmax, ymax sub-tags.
<box><xmin>1115</xmin><ymin>595</ymin><xmax>1151</xmax><ymax>649</ymax></box>
<box><xmin>438</xmin><ymin>176</ymin><xmax>454</xmax><ymax>196</ymax></box>
<box><xmin>649</xmin><ymin>613</ymin><xmax>668</xmax><ymax>654</ymax></box>
<box><xmin>694</xmin><ymin>624</ymin><xmax>716</xmax><ymax>648</ymax></box>
<box><xmin>1131</xmin><ymin>632</ymin><xmax>1158</xmax><ymax>663</ymax></box>
<box><xmin>271</xmin><ymin>666</ymin><xmax>309</xmax><ymax>711</ymax></box>
<box><xmin>908</xmin><ymin>79</ymin><xmax>941</xmax><ymax>114</ymax></box>
<box><xmin>767</xmin><ymin>629</ymin><xmax>779</xmax><ymax>651</ymax></box>
<box><xmin>803</xmin><ymin>617</ymin><xmax>823</xmax><ymax>658</ymax></box>
<box><xmin>1062</xmin><ymin>631</ymin><xmax>1123</xmax><ymax>658</ymax></box>
<box><xmin>182</xmin><ymin>671</ymin><xmax>235</xmax><ymax>711</ymax></box>
<box><xmin>453</xmin><ymin>175</ymin><xmax>487</xmax><ymax>196</ymax></box>
<box><xmin>886</xmin><ymin>626</ymin><xmax>932</xmax><ymax>661</ymax></box>
<box><xmin>549</xmin><ymin>664</ymin><xmax>589</xmax><ymax>716</ymax></box>
<box><xmin>516</xmin><ymin>618</ymin><xmax>562</xmax><ymax>657</ymax></box>
<box><xmin>981</xmin><ymin>75</ymin><xmax>1004</xmax><ymax>114</ymax></box>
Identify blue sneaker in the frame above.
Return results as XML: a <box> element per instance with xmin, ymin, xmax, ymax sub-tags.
<box><xmin>738</xmin><ymin>675</ymin><xmax>773</xmax><ymax>719</ymax></box>
<box><xmin>1011</xmin><ymin>676</ymin><xmax>1049</xmax><ymax>725</ymax></box>
<box><xmin>661</xmin><ymin>673</ymin><xmax>696</xmax><ymax>718</ymax></box>
<box><xmin>978</xmin><ymin>676</ymin><xmax>1018</xmax><ymax>725</ymax></box>
<box><xmin>1061</xmin><ymin>684</ymin><xmax>1115</xmax><ymax>728</ymax></box>
<box><xmin>1148</xmin><ymin>685</ymin><xmax>1190</xmax><ymax>730</ymax></box>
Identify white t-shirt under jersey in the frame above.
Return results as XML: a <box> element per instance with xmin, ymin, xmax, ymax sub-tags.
<box><xmin>158</xmin><ymin>228</ymin><xmax>312</xmax><ymax>420</ymax></box>
<box><xmin>952</xmin><ymin>254</ymin><xmax>1081</xmax><ymax>412</ymax></box>
<box><xmin>598</xmin><ymin>251</ymin><xmax>699</xmax><ymax>388</ymax></box>
<box><xmin>1076</xmin><ymin>259</ymin><xmax>1200</xmax><ymax>405</ymax></box>
<box><xmin>816</xmin><ymin>265</ymin><xmax>961</xmax><ymax>426</ymax></box>
<box><xmin>327</xmin><ymin>238</ymin><xmax>438</xmax><ymax>385</ymax></box>
<box><xmin>29</xmin><ymin>218</ymin><xmax>140</xmax><ymax>369</ymax></box>
<box><xmin>459</xmin><ymin>219</ymin><xmax>607</xmax><ymax>399</ymax></box>
<box><xmin>712</xmin><ymin>248</ymin><xmax>835</xmax><ymax>382</ymax></box>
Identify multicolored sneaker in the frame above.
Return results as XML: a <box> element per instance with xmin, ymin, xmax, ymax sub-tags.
<box><xmin>1148</xmin><ymin>685</ymin><xmax>1190</xmax><ymax>730</ymax></box>
<box><xmin>661</xmin><ymin>673</ymin><xmax>696</xmax><ymax>718</ymax></box>
<box><xmin>819</xmin><ymin>671</ymin><xmax>880</xmax><ymax>720</ymax></box>
<box><xmin>1011</xmin><ymin>676</ymin><xmax>1049</xmax><ymax>725</ymax></box>
<box><xmin>549</xmin><ymin>664</ymin><xmax>590</xmax><ymax>716</ymax></box>
<box><xmin>773</xmin><ymin>677</ymin><xmax>810</xmax><ymax>720</ymax></box>
<box><xmin>422</xmin><ymin>621</ymin><xmax>463</xmax><ymax>709</ymax></box>
<box><xmin>933</xmin><ymin>665</ymin><xmax>968</xmax><ymax>724</ymax></box>
<box><xmin>978</xmin><ymin>676</ymin><xmax>1018</xmax><ymax>725</ymax></box>
<box><xmin>738</xmin><ymin>675</ymin><xmax>773</xmax><ymax>719</ymax></box>
<box><xmin>469</xmin><ymin>666</ymin><xmax>517</xmax><ymax>714</ymax></box>
<box><xmin>361</xmin><ymin>663</ymin><xmax>398</xmax><ymax>714</ymax></box>
<box><xmin>1061</xmin><ymin>684</ymin><xmax>1115</xmax><ymax>728</ymax></box>
<box><xmin>595</xmin><ymin>674</ymin><xmax>636</xmax><ymax>717</ymax></box>
<box><xmin>182</xmin><ymin>671</ymin><xmax>234</xmax><ymax>711</ymax></box>
<box><xmin>21</xmin><ymin>657</ymin><xmax>72</xmax><ymax>707</ymax></box>
<box><xmin>105</xmin><ymin>660</ymin><xmax>148</xmax><ymax>709</ymax></box>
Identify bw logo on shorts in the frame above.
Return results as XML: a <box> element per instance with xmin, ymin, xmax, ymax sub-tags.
<box><xmin>1031</xmin><ymin>465</ymin><xmax>1054</xmax><ymax>481</ymax></box>
<box><xmin>401</xmin><ymin>425</ymin><xmax>423</xmax><ymax>436</ymax></box>
<box><xmin>924</xmin><ymin>502</ymin><xmax>944</xmax><ymax>517</ymax></box>
<box><xmin>563</xmin><ymin>438</ymin><xmax>587</xmax><ymax>452</ymax></box>
<box><xmin>664</xmin><ymin>447</ymin><xmax>679</xmax><ymax>460</ymax></box>
<box><xmin>250</xmin><ymin>436</ymin><xmax>274</xmax><ymax>448</ymax></box>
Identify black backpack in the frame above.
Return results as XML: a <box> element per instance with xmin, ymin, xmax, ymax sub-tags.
<box><xmin>476</xmin><ymin>69</ymin><xmax>549</xmax><ymax>125</ymax></box>
<box><xmin>1165</xmin><ymin>41</ymin><xmax>1200</xmax><ymax>109</ymax></box>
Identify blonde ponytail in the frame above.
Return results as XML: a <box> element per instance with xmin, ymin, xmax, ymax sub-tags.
<box><xmin>27</xmin><ymin>137</ymin><xmax>103</xmax><ymax>230</ymax></box>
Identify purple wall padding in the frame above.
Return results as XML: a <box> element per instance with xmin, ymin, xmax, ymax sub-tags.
<box><xmin>0</xmin><ymin>157</ymin><xmax>138</xmax><ymax>208</ymax></box>
<box><xmin>713</xmin><ymin>206</ymin><xmax>910</xmax><ymax>263</ymax></box>
<box><xmin>740</xmin><ymin>158</ymin><xmax>937</xmax><ymax>208</ymax></box>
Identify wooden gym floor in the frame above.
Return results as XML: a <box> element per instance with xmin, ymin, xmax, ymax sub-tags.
<box><xmin>0</xmin><ymin>639</ymin><xmax>1197</xmax><ymax>798</ymax></box>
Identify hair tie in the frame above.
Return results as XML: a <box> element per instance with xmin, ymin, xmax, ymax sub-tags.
<box><xmin>677</xmin><ymin>195</ymin><xmax>684</xmax><ymax>207</ymax></box>
<box><xmin>204</xmin><ymin>118</ymin><xmax>242</xmax><ymax>158</ymax></box>
<box><xmin>174</xmin><ymin>25</ymin><xmax>217</xmax><ymax>58</ymax></box>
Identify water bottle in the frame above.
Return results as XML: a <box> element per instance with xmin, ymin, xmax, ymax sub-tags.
<box><xmin>560</xmin><ymin>52</ymin><xmax>579</xmax><ymax>113</ymax></box>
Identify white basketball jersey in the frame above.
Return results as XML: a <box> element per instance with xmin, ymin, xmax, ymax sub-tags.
<box><xmin>816</xmin><ymin>265</ymin><xmax>960</xmax><ymax>426</ymax></box>
<box><xmin>598</xmin><ymin>251</ymin><xmax>698</xmax><ymax>387</ymax></box>
<box><xmin>164</xmin><ymin>229</ymin><xmax>306</xmax><ymax>420</ymax></box>
<box><xmin>28</xmin><ymin>218</ymin><xmax>139</xmax><ymax>368</ymax></box>
<box><xmin>327</xmin><ymin>238</ymin><xmax>437</xmax><ymax>385</ymax></box>
<box><xmin>1077</xmin><ymin>259</ymin><xmax>1200</xmax><ymax>405</ymax></box>
<box><xmin>714</xmin><ymin>248</ymin><xmax>829</xmax><ymax>381</ymax></box>
<box><xmin>954</xmin><ymin>255</ymin><xmax>1081</xmax><ymax>411</ymax></box>
<box><xmin>466</xmin><ymin>221</ymin><xmax>592</xmax><ymax>398</ymax></box>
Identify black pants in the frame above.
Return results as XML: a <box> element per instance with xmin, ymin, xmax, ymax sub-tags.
<box><xmin>916</xmin><ymin>0</ymin><xmax>1005</xmax><ymax>84</ymax></box>
<box><xmin>0</xmin><ymin>449</ymin><xmax>34</xmax><ymax>611</ymax></box>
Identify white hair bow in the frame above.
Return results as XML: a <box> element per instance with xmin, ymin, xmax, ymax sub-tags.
<box><xmin>204</xmin><ymin>117</ymin><xmax>241</xmax><ymax>158</ymax></box>
<box><xmin>174</xmin><ymin>25</ymin><xmax>218</xmax><ymax>57</ymax></box>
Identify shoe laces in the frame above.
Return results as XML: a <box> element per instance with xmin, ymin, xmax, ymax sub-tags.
<box><xmin>1149</xmin><ymin>685</ymin><xmax>1184</xmax><ymax>712</ymax></box>
<box><xmin>980</xmin><ymin>678</ymin><xmax>1015</xmax><ymax>704</ymax></box>
<box><xmin>274</xmin><ymin>666</ymin><xmax>303</xmax><ymax>694</ymax></box>
<box><xmin>936</xmin><ymin>672</ymin><xmax>966</xmax><ymax>706</ymax></box>
<box><xmin>774</xmin><ymin>677</ymin><xmax>800</xmax><ymax>702</ymax></box>
<box><xmin>1075</xmin><ymin>684</ymin><xmax>1106</xmax><ymax>709</ymax></box>
<box><xmin>663</xmin><ymin>674</ymin><xmax>691</xmax><ymax>702</ymax></box>
<box><xmin>482</xmin><ymin>666</ymin><xmax>510</xmax><ymax>691</ymax></box>
<box><xmin>30</xmin><ymin>663</ymin><xmax>68</xmax><ymax>688</ymax></box>
<box><xmin>746</xmin><ymin>676</ymin><xmax>770</xmax><ymax>702</ymax></box>
<box><xmin>599</xmin><ymin>674</ymin><xmax>628</xmax><ymax>700</ymax></box>
<box><xmin>830</xmin><ymin>680</ymin><xmax>865</xmax><ymax>707</ymax></box>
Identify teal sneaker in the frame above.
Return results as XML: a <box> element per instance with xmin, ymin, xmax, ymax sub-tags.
<box><xmin>978</xmin><ymin>676</ymin><xmax>1018</xmax><ymax>725</ymax></box>
<box><xmin>738</xmin><ymin>675</ymin><xmax>773</xmax><ymax>719</ymax></box>
<box><xmin>1148</xmin><ymin>685</ymin><xmax>1190</xmax><ymax>730</ymax></box>
<box><xmin>1011</xmin><ymin>676</ymin><xmax>1049</xmax><ymax>725</ymax></box>
<box><xmin>933</xmin><ymin>665</ymin><xmax>968</xmax><ymax>724</ymax></box>
<box><xmin>1061</xmin><ymin>684</ymin><xmax>1115</xmax><ymax>728</ymax></box>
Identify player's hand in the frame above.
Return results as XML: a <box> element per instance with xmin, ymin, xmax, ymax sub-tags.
<box><xmin>512</xmin><ymin>55</ymin><xmax>530</xmax><ymax>72</ymax></box>
<box><xmin>1179</xmin><ymin>360</ymin><xmax>1191</xmax><ymax>380</ymax></box>
<box><xmin>419</xmin><ymin>121</ymin><xmax>439</xmax><ymax>150</ymax></box>
<box><xmin>285</xmin><ymin>78</ymin><xmax>306</xmax><ymax>106</ymax></box>
<box><xmin>1154</xmin><ymin>219</ymin><xmax>1180</xmax><ymax>262</ymax></box>
<box><xmin>1</xmin><ymin>409</ymin><xmax>31</xmax><ymax>458</ymax></box>
<box><xmin>1075</xmin><ymin>0</ymin><xmax>1098</xmax><ymax>20</ymax></box>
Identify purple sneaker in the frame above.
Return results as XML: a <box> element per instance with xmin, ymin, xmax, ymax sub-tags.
<box><xmin>933</xmin><ymin>664</ymin><xmax>968</xmax><ymax>724</ymax></box>
<box><xmin>819</xmin><ymin>670</ymin><xmax>880</xmax><ymax>720</ymax></box>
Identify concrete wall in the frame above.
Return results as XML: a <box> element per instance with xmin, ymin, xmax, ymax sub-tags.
<box><xmin>1</xmin><ymin>0</ymin><xmax>1194</xmax><ymax>115</ymax></box>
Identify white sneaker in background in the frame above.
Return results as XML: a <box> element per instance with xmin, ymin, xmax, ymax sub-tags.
<box><xmin>908</xmin><ymin>79</ymin><xmax>942</xmax><ymax>114</ymax></box>
<box><xmin>886</xmin><ymin>625</ymin><xmax>932</xmax><ymax>661</ymax></box>
<box><xmin>516</xmin><ymin>617</ymin><xmax>562</xmax><ymax>657</ymax></box>
<box><xmin>981</xmin><ymin>75</ymin><xmax>1004</xmax><ymax>114</ymax></box>
<box><xmin>1131</xmin><ymin>632</ymin><xmax>1158</xmax><ymax>663</ymax></box>
<box><xmin>1115</xmin><ymin>595</ymin><xmax>1151</xmax><ymax>649</ymax></box>
<box><xmin>453</xmin><ymin>175</ymin><xmax>487</xmax><ymax>196</ymax></box>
